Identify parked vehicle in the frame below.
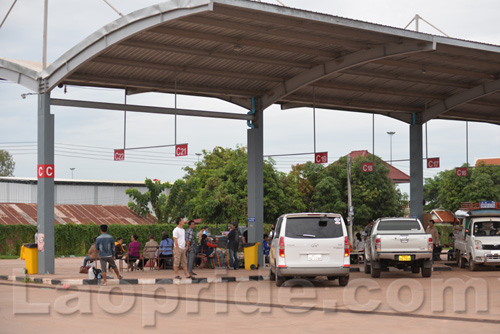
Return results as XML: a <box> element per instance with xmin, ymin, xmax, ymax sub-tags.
<box><xmin>454</xmin><ymin>201</ymin><xmax>500</xmax><ymax>271</ymax></box>
<box><xmin>269</xmin><ymin>213</ymin><xmax>350</xmax><ymax>287</ymax></box>
<box><xmin>364</xmin><ymin>217</ymin><xmax>433</xmax><ymax>278</ymax></box>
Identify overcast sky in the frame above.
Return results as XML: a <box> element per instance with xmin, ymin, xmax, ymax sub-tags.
<box><xmin>1</xmin><ymin>0</ymin><xmax>499</xmax><ymax>196</ymax></box>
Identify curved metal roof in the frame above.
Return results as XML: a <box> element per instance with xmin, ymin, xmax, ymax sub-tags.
<box><xmin>2</xmin><ymin>0</ymin><xmax>500</xmax><ymax>125</ymax></box>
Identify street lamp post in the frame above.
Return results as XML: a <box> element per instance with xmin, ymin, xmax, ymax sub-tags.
<box><xmin>387</xmin><ymin>131</ymin><xmax>395</xmax><ymax>165</ymax></box>
<box><xmin>195</xmin><ymin>153</ymin><xmax>202</xmax><ymax>162</ymax></box>
<box><xmin>70</xmin><ymin>168</ymin><xmax>75</xmax><ymax>179</ymax></box>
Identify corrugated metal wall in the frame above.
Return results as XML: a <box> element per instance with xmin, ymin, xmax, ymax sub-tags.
<box><xmin>0</xmin><ymin>179</ymin><xmax>168</xmax><ymax>206</ymax></box>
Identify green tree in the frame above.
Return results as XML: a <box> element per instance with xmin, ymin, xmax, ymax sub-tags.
<box><xmin>126</xmin><ymin>178</ymin><xmax>171</xmax><ymax>223</ymax></box>
<box><xmin>321</xmin><ymin>154</ymin><xmax>405</xmax><ymax>227</ymax></box>
<box><xmin>288</xmin><ymin>162</ymin><xmax>325</xmax><ymax>211</ymax></box>
<box><xmin>169</xmin><ymin>146</ymin><xmax>305</xmax><ymax>225</ymax></box>
<box><xmin>425</xmin><ymin>163</ymin><xmax>500</xmax><ymax>211</ymax></box>
<box><xmin>0</xmin><ymin>150</ymin><xmax>15</xmax><ymax>176</ymax></box>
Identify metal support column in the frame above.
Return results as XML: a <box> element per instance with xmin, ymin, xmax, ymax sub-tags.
<box><xmin>409</xmin><ymin>121</ymin><xmax>424</xmax><ymax>223</ymax></box>
<box><xmin>37</xmin><ymin>92</ymin><xmax>55</xmax><ymax>274</ymax></box>
<box><xmin>247</xmin><ymin>103</ymin><xmax>264</xmax><ymax>268</ymax></box>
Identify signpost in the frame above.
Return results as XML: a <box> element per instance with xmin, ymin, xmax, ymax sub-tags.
<box><xmin>314</xmin><ymin>152</ymin><xmax>328</xmax><ymax>164</ymax></box>
<box><xmin>456</xmin><ymin>167</ymin><xmax>468</xmax><ymax>177</ymax></box>
<box><xmin>37</xmin><ymin>164</ymin><xmax>54</xmax><ymax>178</ymax></box>
<box><xmin>114</xmin><ymin>149</ymin><xmax>125</xmax><ymax>161</ymax></box>
<box><xmin>427</xmin><ymin>157</ymin><xmax>440</xmax><ymax>168</ymax></box>
<box><xmin>362</xmin><ymin>162</ymin><xmax>374</xmax><ymax>172</ymax></box>
<box><xmin>175</xmin><ymin>144</ymin><xmax>188</xmax><ymax>157</ymax></box>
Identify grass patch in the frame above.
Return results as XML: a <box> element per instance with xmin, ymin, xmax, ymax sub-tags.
<box><xmin>0</xmin><ymin>255</ymin><xmax>20</xmax><ymax>259</ymax></box>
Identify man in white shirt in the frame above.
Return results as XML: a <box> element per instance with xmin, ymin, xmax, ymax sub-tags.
<box><xmin>173</xmin><ymin>218</ymin><xmax>191</xmax><ymax>279</ymax></box>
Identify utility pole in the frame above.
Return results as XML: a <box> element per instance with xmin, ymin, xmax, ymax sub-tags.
<box><xmin>347</xmin><ymin>155</ymin><xmax>353</xmax><ymax>244</ymax></box>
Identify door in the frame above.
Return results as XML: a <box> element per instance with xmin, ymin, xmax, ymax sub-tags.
<box><xmin>283</xmin><ymin>215</ymin><xmax>346</xmax><ymax>268</ymax></box>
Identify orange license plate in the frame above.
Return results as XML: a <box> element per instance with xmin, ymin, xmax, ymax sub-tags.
<box><xmin>398</xmin><ymin>255</ymin><xmax>411</xmax><ymax>261</ymax></box>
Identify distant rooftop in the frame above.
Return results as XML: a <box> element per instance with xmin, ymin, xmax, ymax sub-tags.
<box><xmin>0</xmin><ymin>203</ymin><xmax>157</xmax><ymax>226</ymax></box>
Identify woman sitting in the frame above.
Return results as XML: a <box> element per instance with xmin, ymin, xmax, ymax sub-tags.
<box><xmin>83</xmin><ymin>237</ymin><xmax>98</xmax><ymax>266</ymax></box>
<box><xmin>158</xmin><ymin>231</ymin><xmax>174</xmax><ymax>269</ymax></box>
<box><xmin>125</xmin><ymin>234</ymin><xmax>143</xmax><ymax>270</ymax></box>
<box><xmin>115</xmin><ymin>237</ymin><xmax>125</xmax><ymax>259</ymax></box>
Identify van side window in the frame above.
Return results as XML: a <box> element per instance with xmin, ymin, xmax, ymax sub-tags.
<box><xmin>275</xmin><ymin>217</ymin><xmax>283</xmax><ymax>238</ymax></box>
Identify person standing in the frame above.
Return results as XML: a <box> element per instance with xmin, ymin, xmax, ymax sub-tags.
<box><xmin>94</xmin><ymin>225</ymin><xmax>122</xmax><ymax>285</ymax></box>
<box><xmin>227</xmin><ymin>222</ymin><xmax>240</xmax><ymax>270</ymax></box>
<box><xmin>186</xmin><ymin>220</ymin><xmax>197</xmax><ymax>276</ymax></box>
<box><xmin>173</xmin><ymin>218</ymin><xmax>191</xmax><ymax>279</ymax></box>
<box><xmin>269</xmin><ymin>225</ymin><xmax>276</xmax><ymax>241</ymax></box>
<box><xmin>426</xmin><ymin>220</ymin><xmax>440</xmax><ymax>261</ymax></box>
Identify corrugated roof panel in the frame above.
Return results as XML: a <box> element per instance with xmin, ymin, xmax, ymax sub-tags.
<box><xmin>0</xmin><ymin>204</ymin><xmax>157</xmax><ymax>226</ymax></box>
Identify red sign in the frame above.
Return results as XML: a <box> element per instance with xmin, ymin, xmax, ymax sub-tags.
<box><xmin>175</xmin><ymin>144</ymin><xmax>188</xmax><ymax>157</ymax></box>
<box><xmin>427</xmin><ymin>157</ymin><xmax>440</xmax><ymax>169</ymax></box>
<box><xmin>37</xmin><ymin>164</ymin><xmax>54</xmax><ymax>178</ymax></box>
<box><xmin>315</xmin><ymin>152</ymin><xmax>328</xmax><ymax>164</ymax></box>
<box><xmin>362</xmin><ymin>162</ymin><xmax>374</xmax><ymax>172</ymax></box>
<box><xmin>456</xmin><ymin>167</ymin><xmax>468</xmax><ymax>177</ymax></box>
<box><xmin>114</xmin><ymin>149</ymin><xmax>125</xmax><ymax>161</ymax></box>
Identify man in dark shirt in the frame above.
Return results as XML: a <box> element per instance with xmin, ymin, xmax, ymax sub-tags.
<box><xmin>227</xmin><ymin>222</ymin><xmax>240</xmax><ymax>270</ymax></box>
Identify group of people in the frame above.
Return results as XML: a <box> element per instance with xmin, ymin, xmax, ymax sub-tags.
<box><xmin>82</xmin><ymin>220</ymin><xmax>279</xmax><ymax>282</ymax></box>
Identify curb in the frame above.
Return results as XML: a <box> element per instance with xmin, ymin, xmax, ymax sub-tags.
<box><xmin>1</xmin><ymin>274</ymin><xmax>268</xmax><ymax>286</ymax></box>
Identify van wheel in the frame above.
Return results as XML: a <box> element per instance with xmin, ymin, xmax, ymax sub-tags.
<box><xmin>469</xmin><ymin>255</ymin><xmax>478</xmax><ymax>271</ymax></box>
<box><xmin>370</xmin><ymin>260</ymin><xmax>381</xmax><ymax>278</ymax></box>
<box><xmin>338</xmin><ymin>275</ymin><xmax>349</xmax><ymax>286</ymax></box>
<box><xmin>422</xmin><ymin>267</ymin><xmax>432</xmax><ymax>277</ymax></box>
<box><xmin>275</xmin><ymin>266</ymin><xmax>285</xmax><ymax>287</ymax></box>
<box><xmin>411</xmin><ymin>265</ymin><xmax>420</xmax><ymax>274</ymax></box>
<box><xmin>364</xmin><ymin>258</ymin><xmax>371</xmax><ymax>274</ymax></box>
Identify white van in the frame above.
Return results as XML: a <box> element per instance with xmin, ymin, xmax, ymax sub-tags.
<box><xmin>269</xmin><ymin>212</ymin><xmax>350</xmax><ymax>287</ymax></box>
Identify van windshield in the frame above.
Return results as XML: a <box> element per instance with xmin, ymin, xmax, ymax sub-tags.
<box><xmin>285</xmin><ymin>217</ymin><xmax>344</xmax><ymax>239</ymax></box>
<box><xmin>376</xmin><ymin>220</ymin><xmax>421</xmax><ymax>231</ymax></box>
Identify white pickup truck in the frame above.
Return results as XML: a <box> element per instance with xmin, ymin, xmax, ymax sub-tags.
<box><xmin>454</xmin><ymin>203</ymin><xmax>500</xmax><ymax>271</ymax></box>
<box><xmin>364</xmin><ymin>217</ymin><xmax>433</xmax><ymax>278</ymax></box>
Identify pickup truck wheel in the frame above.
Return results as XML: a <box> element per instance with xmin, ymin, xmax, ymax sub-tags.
<box><xmin>370</xmin><ymin>260</ymin><xmax>381</xmax><ymax>278</ymax></box>
<box><xmin>275</xmin><ymin>266</ymin><xmax>285</xmax><ymax>287</ymax></box>
<box><xmin>338</xmin><ymin>275</ymin><xmax>349</xmax><ymax>286</ymax></box>
<box><xmin>468</xmin><ymin>255</ymin><xmax>478</xmax><ymax>271</ymax></box>
<box><xmin>458</xmin><ymin>253</ymin><xmax>466</xmax><ymax>268</ymax></box>
<box><xmin>411</xmin><ymin>265</ymin><xmax>420</xmax><ymax>274</ymax></box>
<box><xmin>422</xmin><ymin>267</ymin><xmax>432</xmax><ymax>277</ymax></box>
<box><xmin>364</xmin><ymin>258</ymin><xmax>371</xmax><ymax>274</ymax></box>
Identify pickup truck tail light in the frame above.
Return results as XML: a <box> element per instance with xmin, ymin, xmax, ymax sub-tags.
<box><xmin>375</xmin><ymin>237</ymin><xmax>381</xmax><ymax>251</ymax></box>
<box><xmin>428</xmin><ymin>237</ymin><xmax>433</xmax><ymax>251</ymax></box>
<box><xmin>279</xmin><ymin>236</ymin><xmax>285</xmax><ymax>257</ymax></box>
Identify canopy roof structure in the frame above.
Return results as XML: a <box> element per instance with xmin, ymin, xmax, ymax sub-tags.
<box><xmin>1</xmin><ymin>0</ymin><xmax>500</xmax><ymax>125</ymax></box>
<box><xmin>2</xmin><ymin>0</ymin><xmax>500</xmax><ymax>274</ymax></box>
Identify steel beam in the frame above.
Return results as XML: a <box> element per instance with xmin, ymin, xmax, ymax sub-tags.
<box><xmin>37</xmin><ymin>92</ymin><xmax>55</xmax><ymax>274</ymax></box>
<box><xmin>247</xmin><ymin>100</ymin><xmax>264</xmax><ymax>267</ymax></box>
<box><xmin>422</xmin><ymin>79</ymin><xmax>500</xmax><ymax>122</ymax></box>
<box><xmin>50</xmin><ymin>99</ymin><xmax>254</xmax><ymax>121</ymax></box>
<box><xmin>409</xmin><ymin>122</ymin><xmax>424</xmax><ymax>223</ymax></box>
<box><xmin>262</xmin><ymin>40</ymin><xmax>436</xmax><ymax>109</ymax></box>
